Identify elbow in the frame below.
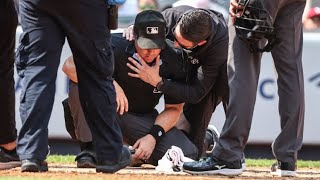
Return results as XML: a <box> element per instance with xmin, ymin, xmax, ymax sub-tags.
<box><xmin>62</xmin><ymin>56</ymin><xmax>75</xmax><ymax>75</ymax></box>
<box><xmin>176</xmin><ymin>103</ymin><xmax>184</xmax><ymax>114</ymax></box>
<box><xmin>62</xmin><ymin>64</ymin><xmax>68</xmax><ymax>75</ymax></box>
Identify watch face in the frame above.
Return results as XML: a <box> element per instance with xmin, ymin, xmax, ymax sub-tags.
<box><xmin>158</xmin><ymin>131</ymin><xmax>163</xmax><ymax>137</ymax></box>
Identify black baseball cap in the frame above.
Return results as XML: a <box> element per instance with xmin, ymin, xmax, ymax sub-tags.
<box><xmin>134</xmin><ymin>10</ymin><xmax>166</xmax><ymax>49</ymax></box>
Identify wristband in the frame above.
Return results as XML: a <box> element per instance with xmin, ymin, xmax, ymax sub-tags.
<box><xmin>148</xmin><ymin>125</ymin><xmax>165</xmax><ymax>142</ymax></box>
<box><xmin>156</xmin><ymin>79</ymin><xmax>165</xmax><ymax>91</ymax></box>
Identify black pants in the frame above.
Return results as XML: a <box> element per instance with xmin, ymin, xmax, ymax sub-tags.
<box><xmin>16</xmin><ymin>0</ymin><xmax>122</xmax><ymax>163</ymax></box>
<box><xmin>118</xmin><ymin>112</ymin><xmax>198</xmax><ymax>165</ymax></box>
<box><xmin>0</xmin><ymin>0</ymin><xmax>18</xmax><ymax>144</ymax></box>
<box><xmin>64</xmin><ymin>81</ymin><xmax>198</xmax><ymax>165</ymax></box>
<box><xmin>184</xmin><ymin>89</ymin><xmax>223</xmax><ymax>158</ymax></box>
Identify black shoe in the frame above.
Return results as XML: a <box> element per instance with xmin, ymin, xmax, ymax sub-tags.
<box><xmin>205</xmin><ymin>125</ymin><xmax>220</xmax><ymax>152</ymax></box>
<box><xmin>183</xmin><ymin>156</ymin><xmax>243</xmax><ymax>176</ymax></box>
<box><xmin>0</xmin><ymin>147</ymin><xmax>21</xmax><ymax>170</ymax></box>
<box><xmin>96</xmin><ymin>145</ymin><xmax>132</xmax><ymax>173</ymax></box>
<box><xmin>129</xmin><ymin>159</ymin><xmax>144</xmax><ymax>167</ymax></box>
<box><xmin>75</xmin><ymin>151</ymin><xmax>96</xmax><ymax>168</ymax></box>
<box><xmin>270</xmin><ymin>160</ymin><xmax>296</xmax><ymax>177</ymax></box>
<box><xmin>21</xmin><ymin>159</ymin><xmax>48</xmax><ymax>172</ymax></box>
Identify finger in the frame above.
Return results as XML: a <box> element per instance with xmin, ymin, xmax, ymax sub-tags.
<box><xmin>134</xmin><ymin>148</ymin><xmax>144</xmax><ymax>159</ymax></box>
<box><xmin>230</xmin><ymin>1</ymin><xmax>243</xmax><ymax>17</ymax></box>
<box><xmin>126</xmin><ymin>62</ymin><xmax>141</xmax><ymax>73</ymax></box>
<box><xmin>132</xmin><ymin>140</ymin><xmax>140</xmax><ymax>149</ymax></box>
<box><xmin>145</xmin><ymin>153</ymin><xmax>151</xmax><ymax>160</ymax></box>
<box><xmin>229</xmin><ymin>2</ymin><xmax>237</xmax><ymax>17</ymax></box>
<box><xmin>119</xmin><ymin>98</ymin><xmax>125</xmax><ymax>115</ymax></box>
<box><xmin>128</xmin><ymin>56</ymin><xmax>143</xmax><ymax>69</ymax></box>
<box><xmin>128</xmin><ymin>72</ymin><xmax>140</xmax><ymax>78</ymax></box>
<box><xmin>126</xmin><ymin>31</ymin><xmax>130</xmax><ymax>40</ymax></box>
<box><xmin>128</xmin><ymin>25</ymin><xmax>135</xmax><ymax>41</ymax></box>
<box><xmin>134</xmin><ymin>53</ymin><xmax>147</xmax><ymax>66</ymax></box>
<box><xmin>128</xmin><ymin>57</ymin><xmax>143</xmax><ymax>69</ymax></box>
<box><xmin>137</xmin><ymin>149</ymin><xmax>146</xmax><ymax>160</ymax></box>
<box><xmin>129</xmin><ymin>32</ymin><xmax>134</xmax><ymax>41</ymax></box>
<box><xmin>124</xmin><ymin>97</ymin><xmax>129</xmax><ymax>112</ymax></box>
<box><xmin>229</xmin><ymin>8</ymin><xmax>236</xmax><ymax>17</ymax></box>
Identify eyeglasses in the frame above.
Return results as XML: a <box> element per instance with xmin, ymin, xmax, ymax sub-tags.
<box><xmin>172</xmin><ymin>28</ymin><xmax>198</xmax><ymax>51</ymax></box>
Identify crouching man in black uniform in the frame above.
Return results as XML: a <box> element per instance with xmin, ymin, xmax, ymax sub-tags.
<box><xmin>124</xmin><ymin>5</ymin><xmax>229</xmax><ymax>157</ymax></box>
<box><xmin>63</xmin><ymin>10</ymin><xmax>200</xmax><ymax>167</ymax></box>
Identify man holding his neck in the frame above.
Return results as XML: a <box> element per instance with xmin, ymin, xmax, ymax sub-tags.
<box><xmin>124</xmin><ymin>5</ymin><xmax>229</xmax><ymax>157</ymax></box>
<box><xmin>63</xmin><ymin>10</ymin><xmax>202</xmax><ymax>167</ymax></box>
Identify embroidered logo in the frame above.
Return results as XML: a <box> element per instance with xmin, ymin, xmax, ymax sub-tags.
<box><xmin>190</xmin><ymin>58</ymin><xmax>199</xmax><ymax>64</ymax></box>
<box><xmin>146</xmin><ymin>27</ymin><xmax>158</xmax><ymax>34</ymax></box>
<box><xmin>215</xmin><ymin>165</ymin><xmax>226</xmax><ymax>169</ymax></box>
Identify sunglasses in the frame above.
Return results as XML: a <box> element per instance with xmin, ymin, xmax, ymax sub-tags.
<box><xmin>172</xmin><ymin>27</ymin><xmax>198</xmax><ymax>51</ymax></box>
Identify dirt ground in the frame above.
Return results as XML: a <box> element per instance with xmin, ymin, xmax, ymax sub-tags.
<box><xmin>1</xmin><ymin>163</ymin><xmax>320</xmax><ymax>179</ymax></box>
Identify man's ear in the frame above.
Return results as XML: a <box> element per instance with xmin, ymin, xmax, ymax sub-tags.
<box><xmin>197</xmin><ymin>40</ymin><xmax>207</xmax><ymax>46</ymax></box>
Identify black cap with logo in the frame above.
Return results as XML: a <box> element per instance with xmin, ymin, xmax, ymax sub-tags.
<box><xmin>134</xmin><ymin>10</ymin><xmax>166</xmax><ymax>49</ymax></box>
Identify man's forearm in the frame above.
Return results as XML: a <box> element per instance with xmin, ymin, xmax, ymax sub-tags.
<box><xmin>154</xmin><ymin>103</ymin><xmax>184</xmax><ymax>132</ymax></box>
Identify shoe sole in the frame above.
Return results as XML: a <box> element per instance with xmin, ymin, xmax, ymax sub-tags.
<box><xmin>270</xmin><ymin>169</ymin><xmax>297</xmax><ymax>177</ymax></box>
<box><xmin>96</xmin><ymin>156</ymin><xmax>132</xmax><ymax>173</ymax></box>
<box><xmin>183</xmin><ymin>168</ymin><xmax>243</xmax><ymax>176</ymax></box>
<box><xmin>0</xmin><ymin>161</ymin><xmax>21</xmax><ymax>170</ymax></box>
<box><xmin>77</xmin><ymin>161</ymin><xmax>96</xmax><ymax>168</ymax></box>
<box><xmin>242</xmin><ymin>163</ymin><xmax>246</xmax><ymax>171</ymax></box>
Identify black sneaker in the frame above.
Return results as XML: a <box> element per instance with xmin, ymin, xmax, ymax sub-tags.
<box><xmin>21</xmin><ymin>159</ymin><xmax>48</xmax><ymax>172</ymax></box>
<box><xmin>270</xmin><ymin>160</ymin><xmax>297</xmax><ymax>177</ymax></box>
<box><xmin>205</xmin><ymin>125</ymin><xmax>220</xmax><ymax>152</ymax></box>
<box><xmin>76</xmin><ymin>142</ymin><xmax>96</xmax><ymax>168</ymax></box>
<box><xmin>75</xmin><ymin>151</ymin><xmax>96</xmax><ymax>168</ymax></box>
<box><xmin>0</xmin><ymin>147</ymin><xmax>21</xmax><ymax>170</ymax></box>
<box><xmin>96</xmin><ymin>145</ymin><xmax>132</xmax><ymax>173</ymax></box>
<box><xmin>183</xmin><ymin>156</ymin><xmax>243</xmax><ymax>176</ymax></box>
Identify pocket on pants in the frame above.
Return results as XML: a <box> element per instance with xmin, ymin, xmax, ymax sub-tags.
<box><xmin>93</xmin><ymin>39</ymin><xmax>114</xmax><ymax>78</ymax></box>
<box><xmin>15</xmin><ymin>31</ymin><xmax>30</xmax><ymax>78</ymax></box>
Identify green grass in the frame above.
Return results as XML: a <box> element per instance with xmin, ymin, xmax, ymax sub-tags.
<box><xmin>246</xmin><ymin>158</ymin><xmax>320</xmax><ymax>168</ymax></box>
<box><xmin>46</xmin><ymin>155</ymin><xmax>75</xmax><ymax>163</ymax></box>
<box><xmin>45</xmin><ymin>155</ymin><xmax>320</xmax><ymax>168</ymax></box>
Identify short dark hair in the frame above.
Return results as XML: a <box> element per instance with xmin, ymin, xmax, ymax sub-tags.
<box><xmin>177</xmin><ymin>10</ymin><xmax>213</xmax><ymax>43</ymax></box>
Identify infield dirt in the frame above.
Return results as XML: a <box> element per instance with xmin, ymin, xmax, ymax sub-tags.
<box><xmin>1</xmin><ymin>163</ymin><xmax>320</xmax><ymax>179</ymax></box>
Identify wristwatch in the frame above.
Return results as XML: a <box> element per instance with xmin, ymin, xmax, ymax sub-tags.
<box><xmin>156</xmin><ymin>79</ymin><xmax>164</xmax><ymax>91</ymax></box>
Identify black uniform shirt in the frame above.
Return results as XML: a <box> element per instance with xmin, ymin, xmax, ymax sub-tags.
<box><xmin>111</xmin><ymin>33</ymin><xmax>188</xmax><ymax>114</ymax></box>
<box><xmin>160</xmin><ymin>5</ymin><xmax>229</xmax><ymax>103</ymax></box>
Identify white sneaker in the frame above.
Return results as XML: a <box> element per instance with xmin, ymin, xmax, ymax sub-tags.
<box><xmin>270</xmin><ymin>161</ymin><xmax>297</xmax><ymax>177</ymax></box>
